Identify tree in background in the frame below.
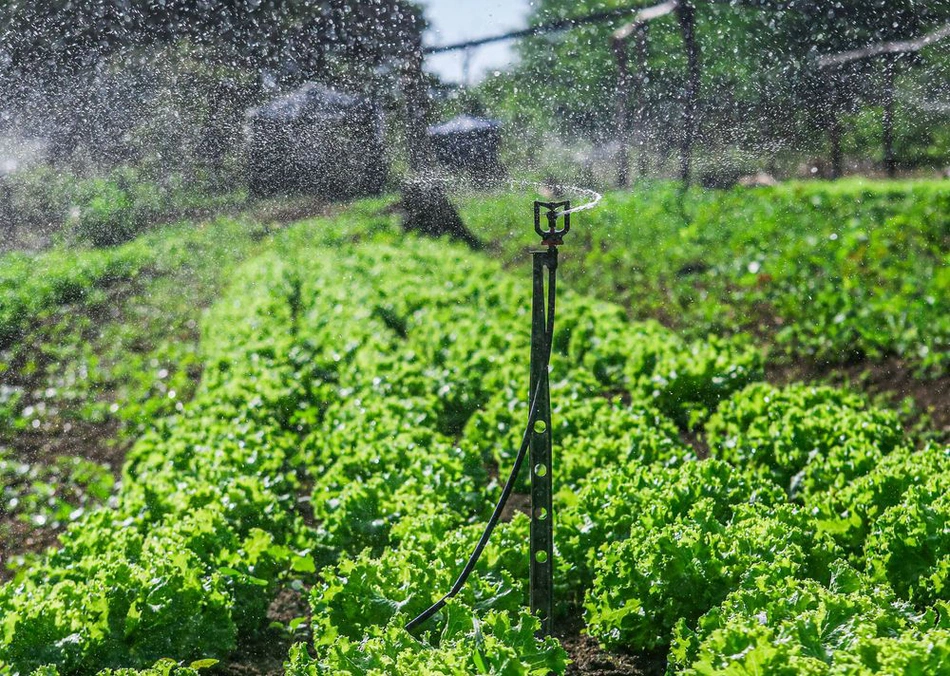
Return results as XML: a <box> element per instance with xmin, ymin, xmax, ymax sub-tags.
<box><xmin>478</xmin><ymin>0</ymin><xmax>950</xmax><ymax>180</ymax></box>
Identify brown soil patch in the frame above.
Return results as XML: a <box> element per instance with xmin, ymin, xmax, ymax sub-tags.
<box><xmin>561</xmin><ymin>634</ymin><xmax>664</xmax><ymax>676</ymax></box>
<box><xmin>501</xmin><ymin>491</ymin><xmax>532</xmax><ymax>521</ymax></box>
<box><xmin>766</xmin><ymin>356</ymin><xmax>950</xmax><ymax>441</ymax></box>
<box><xmin>221</xmin><ymin>587</ymin><xmax>311</xmax><ymax>676</ymax></box>
<box><xmin>1</xmin><ymin>202</ymin><xmax>333</xmax><ymax>577</ymax></box>
<box><xmin>1</xmin><ymin>282</ymin><xmax>147</xmax><ymax>578</ymax></box>
<box><xmin>0</xmin><ymin>418</ymin><xmax>129</xmax><ymax>581</ymax></box>
<box><xmin>246</xmin><ymin>197</ymin><xmax>337</xmax><ymax>232</ymax></box>
<box><xmin>556</xmin><ymin>614</ymin><xmax>665</xmax><ymax>676</ymax></box>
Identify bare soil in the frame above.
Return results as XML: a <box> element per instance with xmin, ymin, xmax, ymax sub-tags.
<box><xmin>562</xmin><ymin>635</ymin><xmax>665</xmax><ymax>676</ymax></box>
<box><xmin>556</xmin><ymin>614</ymin><xmax>666</xmax><ymax>676</ymax></box>
<box><xmin>221</xmin><ymin>588</ymin><xmax>311</xmax><ymax>676</ymax></box>
<box><xmin>0</xmin><ymin>283</ymin><xmax>143</xmax><ymax>579</ymax></box>
<box><xmin>766</xmin><ymin>356</ymin><xmax>950</xmax><ymax>442</ymax></box>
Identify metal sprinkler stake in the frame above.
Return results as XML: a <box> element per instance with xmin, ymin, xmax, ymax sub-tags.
<box><xmin>529</xmin><ymin>200</ymin><xmax>569</xmax><ymax>636</ymax></box>
<box><xmin>405</xmin><ymin>198</ymin><xmax>575</xmax><ymax>637</ymax></box>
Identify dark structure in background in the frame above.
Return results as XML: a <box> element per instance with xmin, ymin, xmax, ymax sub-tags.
<box><xmin>246</xmin><ymin>83</ymin><xmax>387</xmax><ymax>199</ymax></box>
<box><xmin>0</xmin><ymin>0</ymin><xmax>423</xmax><ymax>170</ymax></box>
<box><xmin>817</xmin><ymin>23</ymin><xmax>950</xmax><ymax>179</ymax></box>
<box><xmin>612</xmin><ymin>1</ymin><xmax>679</xmax><ymax>187</ymax></box>
<box><xmin>427</xmin><ymin>115</ymin><xmax>504</xmax><ymax>184</ymax></box>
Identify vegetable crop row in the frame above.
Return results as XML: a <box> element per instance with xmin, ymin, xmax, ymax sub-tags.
<box><xmin>2</xmin><ymin>204</ymin><xmax>947</xmax><ymax>675</ymax></box>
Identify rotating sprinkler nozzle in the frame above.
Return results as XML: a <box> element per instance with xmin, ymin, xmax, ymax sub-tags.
<box><xmin>535</xmin><ymin>200</ymin><xmax>571</xmax><ymax>247</ymax></box>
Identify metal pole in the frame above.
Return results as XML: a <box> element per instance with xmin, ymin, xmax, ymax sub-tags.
<box><xmin>613</xmin><ymin>34</ymin><xmax>632</xmax><ymax>188</ymax></box>
<box><xmin>529</xmin><ymin>246</ymin><xmax>555</xmax><ymax>635</ymax></box>
<box><xmin>633</xmin><ymin>24</ymin><xmax>650</xmax><ymax>178</ymax></box>
<box><xmin>830</xmin><ymin>112</ymin><xmax>843</xmax><ymax>179</ymax></box>
<box><xmin>405</xmin><ymin>200</ymin><xmax>573</xmax><ymax>637</ymax></box>
<box><xmin>676</xmin><ymin>0</ymin><xmax>700</xmax><ymax>188</ymax></box>
<box><xmin>883</xmin><ymin>56</ymin><xmax>896</xmax><ymax>179</ymax></box>
<box><xmin>529</xmin><ymin>201</ymin><xmax>568</xmax><ymax>636</ymax></box>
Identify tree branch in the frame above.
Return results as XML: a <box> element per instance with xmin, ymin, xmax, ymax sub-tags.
<box><xmin>817</xmin><ymin>23</ymin><xmax>950</xmax><ymax>68</ymax></box>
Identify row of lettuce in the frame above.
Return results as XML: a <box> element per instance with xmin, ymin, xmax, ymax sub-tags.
<box><xmin>284</xmin><ymin>225</ymin><xmax>950</xmax><ymax>673</ymax></box>
<box><xmin>4</xmin><ymin>216</ymin><xmax>273</xmax><ymax>435</ymax></box>
<box><xmin>0</xmin><ymin>215</ymin><xmax>253</xmax><ymax>352</ymax></box>
<box><xmin>2</xmin><ymin>207</ymin><xmax>948</xmax><ymax>674</ymax></box>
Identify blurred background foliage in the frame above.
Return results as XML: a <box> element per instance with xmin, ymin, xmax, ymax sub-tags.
<box><xmin>477</xmin><ymin>0</ymin><xmax>950</xmax><ymax>181</ymax></box>
<box><xmin>0</xmin><ymin>0</ymin><xmax>947</xmax><ymax>250</ymax></box>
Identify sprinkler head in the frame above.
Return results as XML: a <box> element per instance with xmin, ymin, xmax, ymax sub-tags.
<box><xmin>534</xmin><ymin>201</ymin><xmax>571</xmax><ymax>247</ymax></box>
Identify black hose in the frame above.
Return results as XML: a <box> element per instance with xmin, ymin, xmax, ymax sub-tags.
<box><xmin>406</xmin><ymin>256</ymin><xmax>557</xmax><ymax>632</ymax></box>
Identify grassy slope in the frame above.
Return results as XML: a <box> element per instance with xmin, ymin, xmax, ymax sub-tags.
<box><xmin>459</xmin><ymin>179</ymin><xmax>949</xmax><ymax>437</ymax></box>
<box><xmin>0</xmin><ymin>214</ymin><xmax>284</xmax><ymax>575</ymax></box>
<box><xmin>461</xmin><ymin>179</ymin><xmax>948</xmax><ymax>372</ymax></box>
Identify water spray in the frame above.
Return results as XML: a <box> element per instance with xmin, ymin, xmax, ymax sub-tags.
<box><xmin>407</xmin><ymin>192</ymin><xmax>596</xmax><ymax>636</ymax></box>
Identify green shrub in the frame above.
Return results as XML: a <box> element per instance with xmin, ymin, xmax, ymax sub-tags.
<box><xmin>2</xmin><ymin>199</ymin><xmax>931</xmax><ymax>674</ymax></box>
<box><xmin>0</xmin><ymin>536</ymin><xmax>236</xmax><ymax>673</ymax></box>
<box><xmin>309</xmin><ymin>514</ymin><xmax>530</xmax><ymax>645</ymax></box>
<box><xmin>0</xmin><ymin>242</ymin><xmax>151</xmax><ymax>347</ymax></box>
<box><xmin>287</xmin><ymin>601</ymin><xmax>567</xmax><ymax>675</ymax></box>
<box><xmin>467</xmin><ymin>382</ymin><xmax>689</xmax><ymax>491</ymax></box>
<box><xmin>461</xmin><ymin>180</ymin><xmax>950</xmax><ymax>374</ymax></box>
<box><xmin>71</xmin><ymin>174</ymin><xmax>147</xmax><ymax>247</ymax></box>
<box><xmin>638</xmin><ymin>335</ymin><xmax>764</xmax><ymax>429</ymax></box>
<box><xmin>31</xmin><ymin>658</ymin><xmax>208</xmax><ymax>676</ymax></box>
<box><xmin>812</xmin><ymin>443</ymin><xmax>950</xmax><ymax>556</ymax></box>
<box><xmin>558</xmin><ymin>459</ymin><xmax>783</xmax><ymax>603</ymax></box>
<box><xmin>828</xmin><ymin>627</ymin><xmax>950</xmax><ymax>675</ymax></box>
<box><xmin>865</xmin><ymin>473</ymin><xmax>950</xmax><ymax>608</ymax></box>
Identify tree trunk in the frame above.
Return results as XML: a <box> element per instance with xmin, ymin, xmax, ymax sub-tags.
<box><xmin>882</xmin><ymin>57</ymin><xmax>896</xmax><ymax>178</ymax></box>
<box><xmin>829</xmin><ymin>113</ymin><xmax>843</xmax><ymax>179</ymax></box>
<box><xmin>613</xmin><ymin>36</ymin><xmax>631</xmax><ymax>188</ymax></box>
<box><xmin>676</xmin><ymin>1</ymin><xmax>701</xmax><ymax>188</ymax></box>
<box><xmin>399</xmin><ymin>178</ymin><xmax>481</xmax><ymax>249</ymax></box>
<box><xmin>402</xmin><ymin>34</ymin><xmax>433</xmax><ymax>171</ymax></box>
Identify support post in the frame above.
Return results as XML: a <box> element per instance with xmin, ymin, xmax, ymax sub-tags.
<box><xmin>633</xmin><ymin>25</ymin><xmax>650</xmax><ymax>178</ymax></box>
<box><xmin>613</xmin><ymin>2</ymin><xmax>679</xmax><ymax>185</ymax></box>
<box><xmin>529</xmin><ymin>247</ymin><xmax>555</xmax><ymax>636</ymax></box>
<box><xmin>613</xmin><ymin>35</ymin><xmax>632</xmax><ymax>188</ymax></box>
<box><xmin>820</xmin><ymin>73</ymin><xmax>844</xmax><ymax>180</ymax></box>
<box><xmin>676</xmin><ymin>0</ymin><xmax>700</xmax><ymax>188</ymax></box>
<box><xmin>613</xmin><ymin>23</ymin><xmax>651</xmax><ymax>187</ymax></box>
<box><xmin>829</xmin><ymin>110</ymin><xmax>843</xmax><ymax>179</ymax></box>
<box><xmin>883</xmin><ymin>56</ymin><xmax>896</xmax><ymax>178</ymax></box>
<box><xmin>529</xmin><ymin>201</ymin><xmax>568</xmax><ymax>636</ymax></box>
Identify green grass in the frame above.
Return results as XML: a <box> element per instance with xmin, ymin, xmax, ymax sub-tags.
<box><xmin>460</xmin><ymin>179</ymin><xmax>949</xmax><ymax>376</ymax></box>
<box><xmin>0</xmin><ymin>215</ymin><xmax>278</xmax><ymax>569</ymax></box>
<box><xmin>0</xmin><ymin>164</ymin><xmax>247</xmax><ymax>250</ymax></box>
